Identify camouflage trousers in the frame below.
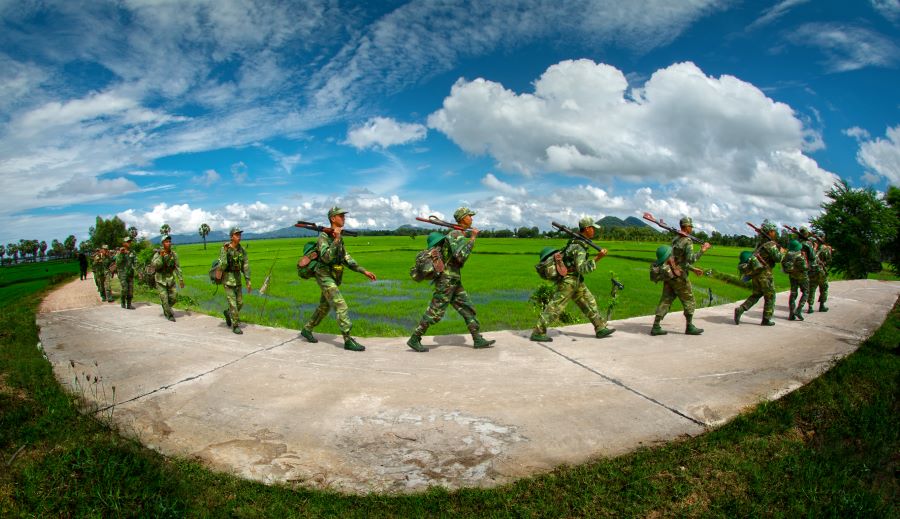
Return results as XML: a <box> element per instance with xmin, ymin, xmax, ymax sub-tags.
<box><xmin>533</xmin><ymin>276</ymin><xmax>606</xmax><ymax>335</ymax></box>
<box><xmin>119</xmin><ymin>275</ymin><xmax>134</xmax><ymax>305</ymax></box>
<box><xmin>788</xmin><ymin>273</ymin><xmax>809</xmax><ymax>314</ymax></box>
<box><xmin>739</xmin><ymin>270</ymin><xmax>775</xmax><ymax>320</ymax></box>
<box><xmin>654</xmin><ymin>275</ymin><xmax>695</xmax><ymax>320</ymax></box>
<box><xmin>156</xmin><ymin>281</ymin><xmax>178</xmax><ymax>318</ymax></box>
<box><xmin>414</xmin><ymin>274</ymin><xmax>480</xmax><ymax>337</ymax></box>
<box><xmin>304</xmin><ymin>273</ymin><xmax>352</xmax><ymax>335</ymax></box>
<box><xmin>95</xmin><ymin>273</ymin><xmax>111</xmax><ymax>299</ymax></box>
<box><xmin>808</xmin><ymin>271</ymin><xmax>828</xmax><ymax>305</ymax></box>
<box><xmin>224</xmin><ymin>284</ymin><xmax>243</xmax><ymax>326</ymax></box>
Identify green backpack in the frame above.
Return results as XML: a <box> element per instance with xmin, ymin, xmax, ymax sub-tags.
<box><xmin>535</xmin><ymin>247</ymin><xmax>566</xmax><ymax>281</ymax></box>
<box><xmin>208</xmin><ymin>259</ymin><xmax>222</xmax><ymax>284</ymax></box>
<box><xmin>649</xmin><ymin>263</ymin><xmax>673</xmax><ymax>283</ymax></box>
<box><xmin>296</xmin><ymin>241</ymin><xmax>319</xmax><ymax>279</ymax></box>
<box><xmin>410</xmin><ymin>246</ymin><xmax>445</xmax><ymax>282</ymax></box>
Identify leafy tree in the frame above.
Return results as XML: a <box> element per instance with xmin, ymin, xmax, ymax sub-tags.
<box><xmin>8</xmin><ymin>243</ymin><xmax>18</xmax><ymax>263</ymax></box>
<box><xmin>79</xmin><ymin>240</ymin><xmax>92</xmax><ymax>253</ymax></box>
<box><xmin>885</xmin><ymin>185</ymin><xmax>900</xmax><ymax>276</ymax></box>
<box><xmin>63</xmin><ymin>235</ymin><xmax>77</xmax><ymax>256</ymax></box>
<box><xmin>811</xmin><ymin>180</ymin><xmax>899</xmax><ymax>279</ymax></box>
<box><xmin>160</xmin><ymin>224</ymin><xmax>172</xmax><ymax>236</ymax></box>
<box><xmin>0</xmin><ymin>244</ymin><xmax>5</xmax><ymax>264</ymax></box>
<box><xmin>89</xmin><ymin>216</ymin><xmax>128</xmax><ymax>250</ymax></box>
<box><xmin>199</xmin><ymin>223</ymin><xmax>211</xmax><ymax>250</ymax></box>
<box><xmin>50</xmin><ymin>239</ymin><xmax>64</xmax><ymax>257</ymax></box>
<box><xmin>39</xmin><ymin>240</ymin><xmax>47</xmax><ymax>260</ymax></box>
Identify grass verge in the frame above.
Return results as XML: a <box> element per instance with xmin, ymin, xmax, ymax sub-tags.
<box><xmin>1</xmin><ymin>277</ymin><xmax>897</xmax><ymax>517</ymax></box>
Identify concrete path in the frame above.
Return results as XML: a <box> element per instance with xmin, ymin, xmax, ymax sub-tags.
<box><xmin>37</xmin><ymin>275</ymin><xmax>899</xmax><ymax>493</ymax></box>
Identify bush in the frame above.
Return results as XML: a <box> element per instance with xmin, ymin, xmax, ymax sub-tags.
<box><xmin>529</xmin><ymin>283</ymin><xmax>576</xmax><ymax>325</ymax></box>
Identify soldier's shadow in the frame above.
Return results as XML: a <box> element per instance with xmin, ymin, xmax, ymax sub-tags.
<box><xmin>428</xmin><ymin>335</ymin><xmax>474</xmax><ymax>349</ymax></box>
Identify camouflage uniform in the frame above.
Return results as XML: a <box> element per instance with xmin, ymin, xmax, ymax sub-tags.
<box><xmin>115</xmin><ymin>239</ymin><xmax>136</xmax><ymax>309</ymax></box>
<box><xmin>93</xmin><ymin>247</ymin><xmax>113</xmax><ymax>302</ymax></box>
<box><xmin>413</xmin><ymin>229</ymin><xmax>481</xmax><ymax>337</ymax></box>
<box><xmin>151</xmin><ymin>243</ymin><xmax>184</xmax><ymax>320</ymax></box>
<box><xmin>808</xmin><ymin>243</ymin><xmax>832</xmax><ymax>311</ymax></box>
<box><xmin>218</xmin><ymin>239</ymin><xmax>250</xmax><ymax>331</ymax></box>
<box><xmin>302</xmin><ymin>231</ymin><xmax>367</xmax><ymax>336</ymax></box>
<box><xmin>654</xmin><ymin>234</ymin><xmax>704</xmax><ymax>329</ymax></box>
<box><xmin>736</xmin><ymin>232</ymin><xmax>783</xmax><ymax>324</ymax></box>
<box><xmin>532</xmin><ymin>233</ymin><xmax>609</xmax><ymax>337</ymax></box>
<box><xmin>783</xmin><ymin>245</ymin><xmax>809</xmax><ymax>320</ymax></box>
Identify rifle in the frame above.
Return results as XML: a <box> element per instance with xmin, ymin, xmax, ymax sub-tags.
<box><xmin>606</xmin><ymin>273</ymin><xmax>624</xmax><ymax>321</ymax></box>
<box><xmin>295</xmin><ymin>221</ymin><xmax>358</xmax><ymax>237</ymax></box>
<box><xmin>259</xmin><ymin>249</ymin><xmax>280</xmax><ymax>316</ymax></box>
<box><xmin>550</xmin><ymin>221</ymin><xmax>605</xmax><ymax>253</ymax></box>
<box><xmin>415</xmin><ymin>215</ymin><xmax>478</xmax><ymax>233</ymax></box>
<box><xmin>783</xmin><ymin>224</ymin><xmax>829</xmax><ymax>247</ymax></box>
<box><xmin>746</xmin><ymin>222</ymin><xmax>770</xmax><ymax>240</ymax></box>
<box><xmin>642</xmin><ymin>212</ymin><xmax>703</xmax><ymax>244</ymax></box>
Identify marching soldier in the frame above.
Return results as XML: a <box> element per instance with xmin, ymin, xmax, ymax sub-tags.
<box><xmin>150</xmin><ymin>234</ymin><xmax>184</xmax><ymax>321</ymax></box>
<box><xmin>299</xmin><ymin>207</ymin><xmax>376</xmax><ymax>351</ymax></box>
<box><xmin>529</xmin><ymin>217</ymin><xmax>616</xmax><ymax>342</ymax></box>
<box><xmin>650</xmin><ymin>216</ymin><xmax>711</xmax><ymax>336</ymax></box>
<box><xmin>217</xmin><ymin>227</ymin><xmax>251</xmax><ymax>334</ymax></box>
<box><xmin>807</xmin><ymin>233</ymin><xmax>832</xmax><ymax>313</ymax></box>
<box><xmin>783</xmin><ymin>239</ymin><xmax>809</xmax><ymax>320</ymax></box>
<box><xmin>796</xmin><ymin>227</ymin><xmax>823</xmax><ymax>314</ymax></box>
<box><xmin>407</xmin><ymin>207</ymin><xmax>496</xmax><ymax>352</ymax></box>
<box><xmin>115</xmin><ymin>236</ymin><xmax>137</xmax><ymax>309</ymax></box>
<box><xmin>734</xmin><ymin>220</ymin><xmax>784</xmax><ymax>326</ymax></box>
<box><xmin>93</xmin><ymin>245</ymin><xmax>114</xmax><ymax>302</ymax></box>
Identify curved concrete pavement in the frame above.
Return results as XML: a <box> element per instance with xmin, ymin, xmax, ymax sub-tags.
<box><xmin>37</xmin><ymin>275</ymin><xmax>899</xmax><ymax>493</ymax></box>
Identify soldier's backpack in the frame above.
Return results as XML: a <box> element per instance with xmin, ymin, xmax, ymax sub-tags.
<box><xmin>208</xmin><ymin>259</ymin><xmax>222</xmax><ymax>284</ymax></box>
<box><xmin>781</xmin><ymin>250</ymin><xmax>805</xmax><ymax>275</ymax></box>
<box><xmin>410</xmin><ymin>246</ymin><xmax>445</xmax><ymax>282</ymax></box>
<box><xmin>138</xmin><ymin>265</ymin><xmax>156</xmax><ymax>288</ymax></box>
<box><xmin>296</xmin><ymin>241</ymin><xmax>319</xmax><ymax>279</ymax></box>
<box><xmin>535</xmin><ymin>250</ymin><xmax>567</xmax><ymax>281</ymax></box>
<box><xmin>649</xmin><ymin>263</ymin><xmax>675</xmax><ymax>283</ymax></box>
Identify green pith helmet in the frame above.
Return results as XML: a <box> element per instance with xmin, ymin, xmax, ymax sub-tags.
<box><xmin>788</xmin><ymin>239</ymin><xmax>801</xmax><ymax>252</ymax></box>
<box><xmin>101</xmin><ymin>244</ymin><xmax>109</xmax><ymax>250</ymax></box>
<box><xmin>679</xmin><ymin>216</ymin><xmax>693</xmax><ymax>227</ymax></box>
<box><xmin>123</xmin><ymin>236</ymin><xmax>132</xmax><ymax>243</ymax></box>
<box><xmin>799</xmin><ymin>226</ymin><xmax>810</xmax><ymax>237</ymax></box>
<box><xmin>426</xmin><ymin>231</ymin><xmax>446</xmax><ymax>249</ymax></box>
<box><xmin>327</xmin><ymin>206</ymin><xmax>348</xmax><ymax>219</ymax></box>
<box><xmin>453</xmin><ymin>206</ymin><xmax>476</xmax><ymax>222</ymax></box>
<box><xmin>655</xmin><ymin>245</ymin><xmax>672</xmax><ymax>265</ymax></box>
<box><xmin>578</xmin><ymin>216</ymin><xmax>601</xmax><ymax>231</ymax></box>
<box><xmin>539</xmin><ymin>246</ymin><xmax>558</xmax><ymax>262</ymax></box>
<box><xmin>161</xmin><ymin>234</ymin><xmax>172</xmax><ymax>243</ymax></box>
<box><xmin>739</xmin><ymin>250</ymin><xmax>753</xmax><ymax>264</ymax></box>
<box><xmin>760</xmin><ymin>220</ymin><xmax>776</xmax><ymax>233</ymax></box>
<box><xmin>229</xmin><ymin>226</ymin><xmax>243</xmax><ymax>235</ymax></box>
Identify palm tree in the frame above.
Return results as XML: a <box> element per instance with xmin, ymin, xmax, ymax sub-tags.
<box><xmin>199</xmin><ymin>223</ymin><xmax>211</xmax><ymax>250</ymax></box>
<box><xmin>8</xmin><ymin>244</ymin><xmax>18</xmax><ymax>264</ymax></box>
<box><xmin>160</xmin><ymin>224</ymin><xmax>172</xmax><ymax>236</ymax></box>
<box><xmin>51</xmin><ymin>239</ymin><xmax>62</xmax><ymax>258</ymax></box>
<box><xmin>39</xmin><ymin>240</ymin><xmax>47</xmax><ymax>260</ymax></box>
<box><xmin>64</xmin><ymin>235</ymin><xmax>77</xmax><ymax>258</ymax></box>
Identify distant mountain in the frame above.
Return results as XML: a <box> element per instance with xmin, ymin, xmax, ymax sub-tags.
<box><xmin>150</xmin><ymin>225</ymin><xmax>317</xmax><ymax>245</ymax></box>
<box><xmin>596</xmin><ymin>215</ymin><xmax>659</xmax><ymax>231</ymax></box>
<box><xmin>623</xmin><ymin>216</ymin><xmax>657</xmax><ymax>230</ymax></box>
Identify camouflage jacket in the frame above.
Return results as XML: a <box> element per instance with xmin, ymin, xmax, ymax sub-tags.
<box><xmin>800</xmin><ymin>239</ymin><xmax>820</xmax><ymax>273</ymax></box>
<box><xmin>754</xmin><ymin>239</ymin><xmax>784</xmax><ymax>273</ymax></box>
<box><xmin>217</xmin><ymin>243</ymin><xmax>250</xmax><ymax>287</ymax></box>
<box><xmin>817</xmin><ymin>244</ymin><xmax>833</xmax><ymax>269</ymax></box>
<box><xmin>92</xmin><ymin>252</ymin><xmax>112</xmax><ymax>274</ymax></box>
<box><xmin>561</xmin><ymin>239</ymin><xmax>596</xmax><ymax>280</ymax></box>
<box><xmin>671</xmin><ymin>235</ymin><xmax>704</xmax><ymax>278</ymax></box>
<box><xmin>438</xmin><ymin>230</ymin><xmax>475</xmax><ymax>279</ymax></box>
<box><xmin>313</xmin><ymin>232</ymin><xmax>366</xmax><ymax>280</ymax></box>
<box><xmin>151</xmin><ymin>250</ymin><xmax>184</xmax><ymax>286</ymax></box>
<box><xmin>783</xmin><ymin>250</ymin><xmax>809</xmax><ymax>279</ymax></box>
<box><xmin>115</xmin><ymin>249</ymin><xmax>136</xmax><ymax>278</ymax></box>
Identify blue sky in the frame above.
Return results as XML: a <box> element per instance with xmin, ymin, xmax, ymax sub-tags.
<box><xmin>1</xmin><ymin>0</ymin><xmax>899</xmax><ymax>246</ymax></box>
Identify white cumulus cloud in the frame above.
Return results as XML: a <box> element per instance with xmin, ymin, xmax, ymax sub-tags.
<box><xmin>481</xmin><ymin>173</ymin><xmax>527</xmax><ymax>196</ymax></box>
<box><xmin>346</xmin><ymin>117</ymin><xmax>427</xmax><ymax>149</ymax></box>
<box><xmin>855</xmin><ymin>125</ymin><xmax>900</xmax><ymax>185</ymax></box>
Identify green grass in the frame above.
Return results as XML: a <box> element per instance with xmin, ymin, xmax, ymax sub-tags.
<box><xmin>1</xmin><ymin>271</ymin><xmax>897</xmax><ymax>516</ymax></box>
<box><xmin>0</xmin><ymin>260</ymin><xmax>80</xmax><ymax>307</ymax></box>
<box><xmin>128</xmin><ymin>237</ymin><xmax>823</xmax><ymax>337</ymax></box>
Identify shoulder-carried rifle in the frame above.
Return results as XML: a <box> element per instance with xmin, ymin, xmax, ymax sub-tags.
<box><xmin>295</xmin><ymin>221</ymin><xmax>358</xmax><ymax>237</ymax></box>
<box><xmin>642</xmin><ymin>212</ymin><xmax>703</xmax><ymax>244</ymax></box>
<box><xmin>259</xmin><ymin>249</ymin><xmax>280</xmax><ymax>316</ymax></box>
<box><xmin>415</xmin><ymin>215</ymin><xmax>478</xmax><ymax>234</ymax></box>
<box><xmin>746</xmin><ymin>221</ymin><xmax>770</xmax><ymax>240</ymax></box>
<box><xmin>551</xmin><ymin>221</ymin><xmax>605</xmax><ymax>253</ymax></box>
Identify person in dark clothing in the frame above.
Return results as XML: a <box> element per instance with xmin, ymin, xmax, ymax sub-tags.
<box><xmin>78</xmin><ymin>252</ymin><xmax>88</xmax><ymax>280</ymax></box>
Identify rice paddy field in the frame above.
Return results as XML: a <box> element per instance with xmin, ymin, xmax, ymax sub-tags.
<box><xmin>122</xmin><ymin>236</ymin><xmax>807</xmax><ymax>337</ymax></box>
